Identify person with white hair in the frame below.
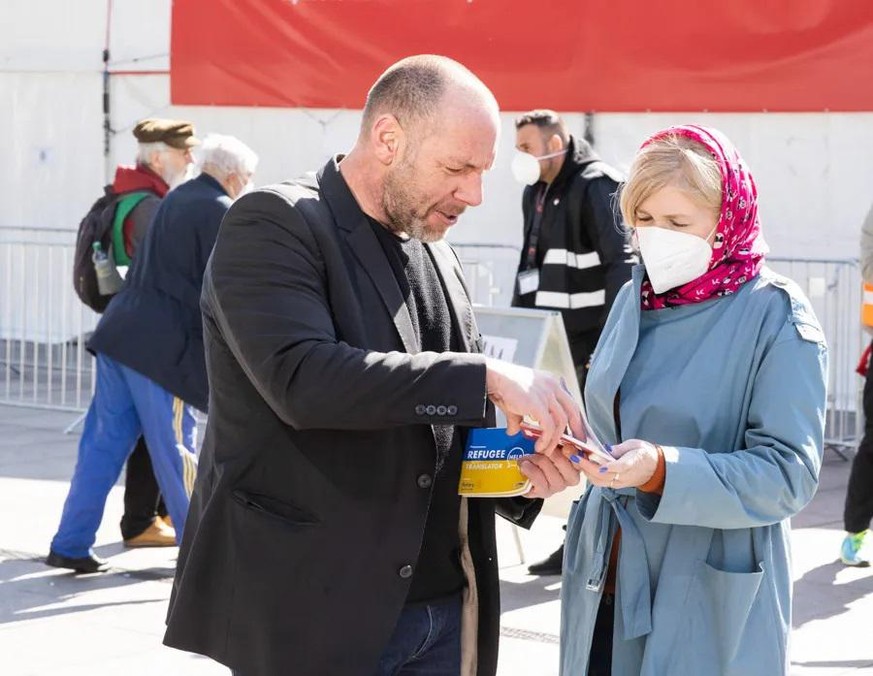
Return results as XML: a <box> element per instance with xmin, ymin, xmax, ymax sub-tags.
<box><xmin>196</xmin><ymin>133</ymin><xmax>259</xmax><ymax>199</ymax></box>
<box><xmin>46</xmin><ymin>133</ymin><xmax>258</xmax><ymax>574</ymax></box>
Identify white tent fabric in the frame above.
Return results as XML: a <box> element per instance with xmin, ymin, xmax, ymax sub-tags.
<box><xmin>2</xmin><ymin>0</ymin><xmax>873</xmax><ymax>340</ymax></box>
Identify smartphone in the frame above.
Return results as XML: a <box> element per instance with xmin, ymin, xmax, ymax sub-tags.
<box><xmin>519</xmin><ymin>421</ymin><xmax>613</xmax><ymax>464</ymax></box>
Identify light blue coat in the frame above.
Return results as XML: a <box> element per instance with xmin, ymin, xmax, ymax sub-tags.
<box><xmin>560</xmin><ymin>266</ymin><xmax>828</xmax><ymax>676</ymax></box>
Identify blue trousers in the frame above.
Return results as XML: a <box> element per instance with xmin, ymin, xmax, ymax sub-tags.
<box><xmin>50</xmin><ymin>353</ymin><xmax>197</xmax><ymax>558</ymax></box>
<box><xmin>373</xmin><ymin>594</ymin><xmax>462</xmax><ymax>676</ymax></box>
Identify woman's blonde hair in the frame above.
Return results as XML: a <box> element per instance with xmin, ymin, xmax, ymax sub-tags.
<box><xmin>619</xmin><ymin>134</ymin><xmax>723</xmax><ymax>228</ymax></box>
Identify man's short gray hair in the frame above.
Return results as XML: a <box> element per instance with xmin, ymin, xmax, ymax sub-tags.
<box><xmin>196</xmin><ymin>134</ymin><xmax>259</xmax><ymax>181</ymax></box>
<box><xmin>361</xmin><ymin>54</ymin><xmax>497</xmax><ymax>133</ymax></box>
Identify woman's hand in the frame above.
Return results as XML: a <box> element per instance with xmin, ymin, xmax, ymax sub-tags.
<box><xmin>572</xmin><ymin>439</ymin><xmax>659</xmax><ymax>490</ymax></box>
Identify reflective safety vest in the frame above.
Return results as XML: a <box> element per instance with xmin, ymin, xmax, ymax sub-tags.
<box><xmin>863</xmin><ymin>283</ymin><xmax>873</xmax><ymax>327</ymax></box>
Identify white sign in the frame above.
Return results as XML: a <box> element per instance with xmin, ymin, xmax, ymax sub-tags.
<box><xmin>480</xmin><ymin>334</ymin><xmax>518</xmax><ymax>363</ymax></box>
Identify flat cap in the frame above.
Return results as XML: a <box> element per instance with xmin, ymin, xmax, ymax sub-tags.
<box><xmin>133</xmin><ymin>118</ymin><xmax>200</xmax><ymax>149</ymax></box>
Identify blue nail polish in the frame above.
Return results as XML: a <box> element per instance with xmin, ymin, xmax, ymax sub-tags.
<box><xmin>598</xmin><ymin>466</ymin><xmax>608</xmax><ymax>474</ymax></box>
<box><xmin>569</xmin><ymin>454</ymin><xmax>582</xmax><ymax>463</ymax></box>
<box><xmin>605</xmin><ymin>443</ymin><xmax>613</xmax><ymax>452</ymax></box>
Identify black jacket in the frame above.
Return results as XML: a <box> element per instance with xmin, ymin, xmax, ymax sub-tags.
<box><xmin>163</xmin><ymin>157</ymin><xmax>541</xmax><ymax>676</ymax></box>
<box><xmin>88</xmin><ymin>173</ymin><xmax>231</xmax><ymax>411</ymax></box>
<box><xmin>512</xmin><ymin>136</ymin><xmax>634</xmax><ymax>361</ymax></box>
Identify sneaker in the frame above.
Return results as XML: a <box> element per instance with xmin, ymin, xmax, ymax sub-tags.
<box><xmin>123</xmin><ymin>518</ymin><xmax>177</xmax><ymax>548</ymax></box>
<box><xmin>840</xmin><ymin>531</ymin><xmax>870</xmax><ymax>567</ymax></box>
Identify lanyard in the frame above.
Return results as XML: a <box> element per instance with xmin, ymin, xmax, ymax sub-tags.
<box><xmin>523</xmin><ymin>184</ymin><xmax>549</xmax><ymax>270</ymax></box>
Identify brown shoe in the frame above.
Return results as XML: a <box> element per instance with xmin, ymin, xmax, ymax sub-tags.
<box><xmin>159</xmin><ymin>514</ymin><xmax>173</xmax><ymax>529</ymax></box>
<box><xmin>123</xmin><ymin>519</ymin><xmax>177</xmax><ymax>548</ymax></box>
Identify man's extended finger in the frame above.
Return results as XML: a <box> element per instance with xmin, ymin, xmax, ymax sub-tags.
<box><xmin>525</xmin><ymin>453</ymin><xmax>565</xmax><ymax>492</ymax></box>
<box><xmin>555</xmin><ymin>385</ymin><xmax>583</xmax><ymax>436</ymax></box>
<box><xmin>532</xmin><ymin>402</ymin><xmax>558</xmax><ymax>454</ymax></box>
<box><xmin>519</xmin><ymin>457</ymin><xmax>552</xmax><ymax>497</ymax></box>
<box><xmin>505</xmin><ymin>412</ymin><xmax>523</xmax><ymax>436</ymax></box>
<box><xmin>545</xmin><ymin>396</ymin><xmax>569</xmax><ymax>454</ymax></box>
<box><xmin>550</xmin><ymin>453</ymin><xmax>582</xmax><ymax>486</ymax></box>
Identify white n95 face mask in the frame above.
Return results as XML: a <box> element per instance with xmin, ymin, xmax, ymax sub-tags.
<box><xmin>635</xmin><ymin>226</ymin><xmax>715</xmax><ymax>294</ymax></box>
<box><xmin>510</xmin><ymin>149</ymin><xmax>567</xmax><ymax>186</ymax></box>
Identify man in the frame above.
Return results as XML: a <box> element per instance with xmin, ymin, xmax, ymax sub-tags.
<box><xmin>511</xmin><ymin>110</ymin><xmax>634</xmax><ymax>576</ymax></box>
<box><xmin>111</xmin><ymin>118</ymin><xmax>198</xmax><ymax>549</ymax></box>
<box><xmin>46</xmin><ymin>133</ymin><xmax>258</xmax><ymax>573</ymax></box>
<box><xmin>163</xmin><ymin>55</ymin><xmax>581</xmax><ymax>676</ymax></box>
<box><xmin>841</xmin><ymin>200</ymin><xmax>873</xmax><ymax>566</ymax></box>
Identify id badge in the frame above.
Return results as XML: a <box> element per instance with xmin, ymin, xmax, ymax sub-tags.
<box><xmin>517</xmin><ymin>268</ymin><xmax>539</xmax><ymax>296</ymax></box>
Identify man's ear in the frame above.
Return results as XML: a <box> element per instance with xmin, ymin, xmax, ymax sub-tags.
<box><xmin>547</xmin><ymin>133</ymin><xmax>564</xmax><ymax>154</ymax></box>
<box><xmin>371</xmin><ymin>114</ymin><xmax>403</xmax><ymax>166</ymax></box>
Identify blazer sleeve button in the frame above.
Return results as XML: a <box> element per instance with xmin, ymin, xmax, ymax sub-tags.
<box><xmin>447</xmin><ymin>405</ymin><xmax>458</xmax><ymax>415</ymax></box>
<box><xmin>399</xmin><ymin>565</ymin><xmax>414</xmax><ymax>579</ymax></box>
<box><xmin>415</xmin><ymin>404</ymin><xmax>426</xmax><ymax>415</ymax></box>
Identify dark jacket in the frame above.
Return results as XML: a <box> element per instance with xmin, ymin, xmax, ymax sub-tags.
<box><xmin>512</xmin><ymin>136</ymin><xmax>635</xmax><ymax>363</ymax></box>
<box><xmin>88</xmin><ymin>173</ymin><xmax>231</xmax><ymax>411</ymax></box>
<box><xmin>163</xmin><ymin>157</ymin><xmax>541</xmax><ymax>676</ymax></box>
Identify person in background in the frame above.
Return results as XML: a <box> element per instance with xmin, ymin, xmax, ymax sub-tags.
<box><xmin>560</xmin><ymin>125</ymin><xmax>826</xmax><ymax>675</ymax></box>
<box><xmin>46</xmin><ymin>133</ymin><xmax>258</xmax><ymax>573</ymax></box>
<box><xmin>840</xmin><ymin>200</ymin><xmax>873</xmax><ymax>565</ymax></box>
<box><xmin>511</xmin><ymin>109</ymin><xmax>635</xmax><ymax>576</ymax></box>
<box><xmin>108</xmin><ymin>118</ymin><xmax>199</xmax><ymax>549</ymax></box>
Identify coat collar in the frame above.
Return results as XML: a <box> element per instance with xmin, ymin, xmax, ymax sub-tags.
<box><xmin>316</xmin><ymin>155</ymin><xmax>476</xmax><ymax>353</ymax></box>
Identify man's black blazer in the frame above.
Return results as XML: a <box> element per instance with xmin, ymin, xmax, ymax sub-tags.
<box><xmin>164</xmin><ymin>157</ymin><xmax>540</xmax><ymax>676</ymax></box>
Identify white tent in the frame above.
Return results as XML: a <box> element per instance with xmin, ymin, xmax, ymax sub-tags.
<box><xmin>2</xmin><ymin>0</ymin><xmax>872</xmax><ymax>332</ymax></box>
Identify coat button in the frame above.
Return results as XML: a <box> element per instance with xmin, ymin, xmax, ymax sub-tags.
<box><xmin>425</xmin><ymin>405</ymin><xmax>437</xmax><ymax>415</ymax></box>
<box><xmin>399</xmin><ymin>565</ymin><xmax>413</xmax><ymax>579</ymax></box>
<box><xmin>436</xmin><ymin>405</ymin><xmax>447</xmax><ymax>416</ymax></box>
<box><xmin>447</xmin><ymin>405</ymin><xmax>458</xmax><ymax>415</ymax></box>
<box><xmin>417</xmin><ymin>474</ymin><xmax>433</xmax><ymax>489</ymax></box>
<box><xmin>415</xmin><ymin>404</ymin><xmax>426</xmax><ymax>415</ymax></box>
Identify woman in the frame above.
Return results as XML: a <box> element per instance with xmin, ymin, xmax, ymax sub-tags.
<box><xmin>560</xmin><ymin>125</ymin><xmax>827</xmax><ymax>675</ymax></box>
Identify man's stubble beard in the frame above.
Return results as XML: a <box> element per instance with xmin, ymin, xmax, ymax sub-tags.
<box><xmin>381</xmin><ymin>157</ymin><xmax>444</xmax><ymax>244</ymax></box>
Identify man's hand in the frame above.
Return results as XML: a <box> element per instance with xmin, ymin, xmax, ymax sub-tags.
<box><xmin>518</xmin><ymin>449</ymin><xmax>582</xmax><ymax>499</ymax></box>
<box><xmin>485</xmin><ymin>358</ymin><xmax>583</xmax><ymax>454</ymax></box>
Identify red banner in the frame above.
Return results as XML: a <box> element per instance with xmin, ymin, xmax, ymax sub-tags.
<box><xmin>170</xmin><ymin>1</ymin><xmax>873</xmax><ymax>112</ymax></box>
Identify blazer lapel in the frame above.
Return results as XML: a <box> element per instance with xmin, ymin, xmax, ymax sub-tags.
<box><xmin>318</xmin><ymin>157</ymin><xmax>419</xmax><ymax>353</ymax></box>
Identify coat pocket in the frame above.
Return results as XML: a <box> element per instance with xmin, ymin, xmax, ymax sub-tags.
<box><xmin>231</xmin><ymin>489</ymin><xmax>320</xmax><ymax>529</ymax></box>
<box><xmin>675</xmin><ymin>559</ymin><xmax>764</xmax><ymax>671</ymax></box>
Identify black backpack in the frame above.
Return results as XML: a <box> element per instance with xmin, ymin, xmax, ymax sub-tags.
<box><xmin>73</xmin><ymin>186</ymin><xmax>150</xmax><ymax>313</ymax></box>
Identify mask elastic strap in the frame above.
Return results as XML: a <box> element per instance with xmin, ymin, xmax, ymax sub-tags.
<box><xmin>536</xmin><ymin>148</ymin><xmax>569</xmax><ymax>161</ymax></box>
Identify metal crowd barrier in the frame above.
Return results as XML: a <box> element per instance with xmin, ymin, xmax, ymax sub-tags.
<box><xmin>0</xmin><ymin>231</ymin><xmax>98</xmax><ymax>414</ymax></box>
<box><xmin>0</xmin><ymin>228</ymin><xmax>865</xmax><ymax>460</ymax></box>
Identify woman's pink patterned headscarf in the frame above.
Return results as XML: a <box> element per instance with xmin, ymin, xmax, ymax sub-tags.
<box><xmin>639</xmin><ymin>125</ymin><xmax>768</xmax><ymax>310</ymax></box>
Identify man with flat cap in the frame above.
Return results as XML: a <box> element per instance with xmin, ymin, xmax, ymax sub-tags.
<box><xmin>106</xmin><ymin>118</ymin><xmax>200</xmax><ymax>551</ymax></box>
<box><xmin>48</xmin><ymin>119</ymin><xmax>199</xmax><ymax>571</ymax></box>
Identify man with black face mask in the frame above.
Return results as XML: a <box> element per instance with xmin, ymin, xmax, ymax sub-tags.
<box><xmin>511</xmin><ymin>109</ymin><xmax>635</xmax><ymax>575</ymax></box>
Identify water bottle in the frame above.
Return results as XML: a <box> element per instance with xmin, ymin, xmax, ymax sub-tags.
<box><xmin>92</xmin><ymin>242</ymin><xmax>123</xmax><ymax>296</ymax></box>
